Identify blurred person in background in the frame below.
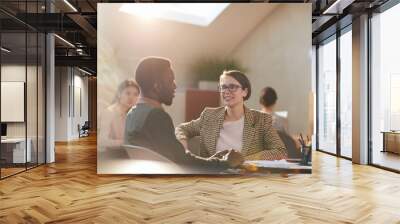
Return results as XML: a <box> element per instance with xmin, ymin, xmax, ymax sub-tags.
<box><xmin>99</xmin><ymin>79</ymin><xmax>140</xmax><ymax>149</ymax></box>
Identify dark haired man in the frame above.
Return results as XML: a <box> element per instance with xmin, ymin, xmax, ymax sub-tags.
<box><xmin>124</xmin><ymin>56</ymin><xmax>243</xmax><ymax>171</ymax></box>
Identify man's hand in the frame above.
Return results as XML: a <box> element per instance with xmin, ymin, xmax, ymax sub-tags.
<box><xmin>179</xmin><ymin>139</ymin><xmax>189</xmax><ymax>151</ymax></box>
<box><xmin>210</xmin><ymin>150</ymin><xmax>230</xmax><ymax>159</ymax></box>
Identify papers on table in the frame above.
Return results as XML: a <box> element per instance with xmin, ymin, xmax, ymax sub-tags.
<box><xmin>244</xmin><ymin>160</ymin><xmax>311</xmax><ymax>169</ymax></box>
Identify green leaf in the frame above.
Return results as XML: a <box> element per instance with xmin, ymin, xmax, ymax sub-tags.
<box><xmin>190</xmin><ymin>57</ymin><xmax>247</xmax><ymax>82</ymax></box>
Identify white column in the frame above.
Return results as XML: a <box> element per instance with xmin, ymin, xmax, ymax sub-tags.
<box><xmin>46</xmin><ymin>32</ymin><xmax>55</xmax><ymax>163</ymax></box>
<box><xmin>55</xmin><ymin>67</ymin><xmax>74</xmax><ymax>141</ymax></box>
<box><xmin>352</xmin><ymin>14</ymin><xmax>369</xmax><ymax>164</ymax></box>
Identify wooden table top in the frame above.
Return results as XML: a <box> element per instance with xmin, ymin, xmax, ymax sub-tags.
<box><xmin>98</xmin><ymin>148</ymin><xmax>311</xmax><ymax>175</ymax></box>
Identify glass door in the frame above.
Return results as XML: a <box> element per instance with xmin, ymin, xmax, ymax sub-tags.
<box><xmin>317</xmin><ymin>36</ymin><xmax>337</xmax><ymax>155</ymax></box>
<box><xmin>339</xmin><ymin>28</ymin><xmax>352</xmax><ymax>158</ymax></box>
<box><xmin>370</xmin><ymin>3</ymin><xmax>400</xmax><ymax>171</ymax></box>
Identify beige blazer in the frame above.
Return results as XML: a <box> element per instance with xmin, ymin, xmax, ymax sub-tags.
<box><xmin>175</xmin><ymin>106</ymin><xmax>287</xmax><ymax>160</ymax></box>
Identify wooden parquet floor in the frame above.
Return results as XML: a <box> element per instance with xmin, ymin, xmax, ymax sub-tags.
<box><xmin>1</xmin><ymin>135</ymin><xmax>400</xmax><ymax>224</ymax></box>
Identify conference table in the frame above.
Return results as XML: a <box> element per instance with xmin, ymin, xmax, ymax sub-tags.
<box><xmin>381</xmin><ymin>131</ymin><xmax>400</xmax><ymax>154</ymax></box>
<box><xmin>97</xmin><ymin>146</ymin><xmax>311</xmax><ymax>175</ymax></box>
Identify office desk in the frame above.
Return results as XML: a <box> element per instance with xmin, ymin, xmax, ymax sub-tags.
<box><xmin>381</xmin><ymin>131</ymin><xmax>400</xmax><ymax>154</ymax></box>
<box><xmin>97</xmin><ymin>147</ymin><xmax>311</xmax><ymax>175</ymax></box>
<box><xmin>237</xmin><ymin>160</ymin><xmax>311</xmax><ymax>174</ymax></box>
<box><xmin>1</xmin><ymin>138</ymin><xmax>32</xmax><ymax>164</ymax></box>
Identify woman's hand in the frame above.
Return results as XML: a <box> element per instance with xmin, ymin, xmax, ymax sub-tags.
<box><xmin>179</xmin><ymin>139</ymin><xmax>189</xmax><ymax>150</ymax></box>
<box><xmin>224</xmin><ymin>149</ymin><xmax>244</xmax><ymax>168</ymax></box>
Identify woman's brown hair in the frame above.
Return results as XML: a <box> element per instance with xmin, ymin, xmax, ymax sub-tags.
<box><xmin>221</xmin><ymin>70</ymin><xmax>251</xmax><ymax>101</ymax></box>
<box><xmin>112</xmin><ymin>79</ymin><xmax>140</xmax><ymax>103</ymax></box>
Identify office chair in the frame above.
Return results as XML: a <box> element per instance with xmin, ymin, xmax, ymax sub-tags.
<box><xmin>277</xmin><ymin>131</ymin><xmax>302</xmax><ymax>159</ymax></box>
<box><xmin>79</xmin><ymin>121</ymin><xmax>90</xmax><ymax>138</ymax></box>
<box><xmin>121</xmin><ymin>144</ymin><xmax>174</xmax><ymax>163</ymax></box>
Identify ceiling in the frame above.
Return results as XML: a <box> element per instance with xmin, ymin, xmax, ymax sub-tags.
<box><xmin>99</xmin><ymin>3</ymin><xmax>278</xmax><ymax>62</ymax></box>
<box><xmin>0</xmin><ymin>0</ymin><xmax>394</xmax><ymax>75</ymax></box>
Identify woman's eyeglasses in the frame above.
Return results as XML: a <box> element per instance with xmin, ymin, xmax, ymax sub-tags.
<box><xmin>218</xmin><ymin>84</ymin><xmax>242</xmax><ymax>93</ymax></box>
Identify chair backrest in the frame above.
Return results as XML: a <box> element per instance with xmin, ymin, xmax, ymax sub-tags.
<box><xmin>121</xmin><ymin>144</ymin><xmax>173</xmax><ymax>163</ymax></box>
<box><xmin>82</xmin><ymin>121</ymin><xmax>90</xmax><ymax>129</ymax></box>
<box><xmin>277</xmin><ymin>131</ymin><xmax>301</xmax><ymax>159</ymax></box>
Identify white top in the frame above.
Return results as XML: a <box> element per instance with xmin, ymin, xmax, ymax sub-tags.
<box><xmin>215</xmin><ymin>116</ymin><xmax>244</xmax><ymax>153</ymax></box>
<box><xmin>264</xmin><ymin>111</ymin><xmax>289</xmax><ymax>133</ymax></box>
<box><xmin>272</xmin><ymin>113</ymin><xmax>289</xmax><ymax>133</ymax></box>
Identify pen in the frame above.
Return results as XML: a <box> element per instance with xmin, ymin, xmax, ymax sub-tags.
<box><xmin>300</xmin><ymin>133</ymin><xmax>305</xmax><ymax>146</ymax></box>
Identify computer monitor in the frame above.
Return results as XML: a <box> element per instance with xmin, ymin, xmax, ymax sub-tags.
<box><xmin>1</xmin><ymin>123</ymin><xmax>7</xmax><ymax>137</ymax></box>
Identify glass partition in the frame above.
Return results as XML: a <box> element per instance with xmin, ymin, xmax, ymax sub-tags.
<box><xmin>317</xmin><ymin>36</ymin><xmax>337</xmax><ymax>154</ymax></box>
<box><xmin>0</xmin><ymin>1</ymin><xmax>46</xmax><ymax>179</ymax></box>
<box><xmin>27</xmin><ymin>30</ymin><xmax>38</xmax><ymax>169</ymax></box>
<box><xmin>339</xmin><ymin>28</ymin><xmax>352</xmax><ymax>158</ymax></box>
<box><xmin>371</xmin><ymin>3</ymin><xmax>400</xmax><ymax>171</ymax></box>
<box><xmin>1</xmin><ymin>30</ymin><xmax>28</xmax><ymax>177</ymax></box>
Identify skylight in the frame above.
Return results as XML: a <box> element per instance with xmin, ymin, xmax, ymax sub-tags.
<box><xmin>119</xmin><ymin>3</ymin><xmax>230</xmax><ymax>27</ymax></box>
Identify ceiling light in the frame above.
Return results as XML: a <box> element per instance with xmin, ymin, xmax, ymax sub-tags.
<box><xmin>78</xmin><ymin>67</ymin><xmax>93</xmax><ymax>76</ymax></box>
<box><xmin>323</xmin><ymin>0</ymin><xmax>354</xmax><ymax>15</ymax></box>
<box><xmin>120</xmin><ymin>3</ymin><xmax>230</xmax><ymax>27</ymax></box>
<box><xmin>54</xmin><ymin>34</ymin><xmax>75</xmax><ymax>48</ymax></box>
<box><xmin>1</xmin><ymin>47</ymin><xmax>11</xmax><ymax>53</ymax></box>
<box><xmin>63</xmin><ymin>0</ymin><xmax>78</xmax><ymax>12</ymax></box>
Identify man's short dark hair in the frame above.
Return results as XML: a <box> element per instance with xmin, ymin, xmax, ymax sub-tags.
<box><xmin>221</xmin><ymin>70</ymin><xmax>251</xmax><ymax>101</ymax></box>
<box><xmin>260</xmin><ymin>87</ymin><xmax>277</xmax><ymax>107</ymax></box>
<box><xmin>135</xmin><ymin>57</ymin><xmax>171</xmax><ymax>94</ymax></box>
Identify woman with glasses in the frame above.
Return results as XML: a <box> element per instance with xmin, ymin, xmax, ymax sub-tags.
<box><xmin>175</xmin><ymin>70</ymin><xmax>287</xmax><ymax>160</ymax></box>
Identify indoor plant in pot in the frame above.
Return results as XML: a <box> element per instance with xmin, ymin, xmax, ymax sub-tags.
<box><xmin>190</xmin><ymin>57</ymin><xmax>247</xmax><ymax>90</ymax></box>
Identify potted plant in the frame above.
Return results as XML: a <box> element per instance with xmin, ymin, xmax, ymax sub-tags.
<box><xmin>189</xmin><ymin>57</ymin><xmax>247</xmax><ymax>90</ymax></box>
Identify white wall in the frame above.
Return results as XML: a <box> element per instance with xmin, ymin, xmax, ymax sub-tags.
<box><xmin>72</xmin><ymin>74</ymin><xmax>89</xmax><ymax>138</ymax></box>
<box><xmin>98</xmin><ymin>3</ymin><xmax>277</xmax><ymax>87</ymax></box>
<box><xmin>97</xmin><ymin>3</ymin><xmax>278</xmax><ymax>123</ymax></box>
<box><xmin>1</xmin><ymin>65</ymin><xmax>43</xmax><ymax>137</ymax></box>
<box><xmin>98</xmin><ymin>3</ymin><xmax>311</xmax><ymax>131</ymax></box>
<box><xmin>231</xmin><ymin>4</ymin><xmax>312</xmax><ymax>134</ymax></box>
<box><xmin>55</xmin><ymin>67</ymin><xmax>69</xmax><ymax>141</ymax></box>
<box><xmin>1</xmin><ymin>65</ymin><xmax>26</xmax><ymax>134</ymax></box>
<box><xmin>55</xmin><ymin>67</ymin><xmax>89</xmax><ymax>141</ymax></box>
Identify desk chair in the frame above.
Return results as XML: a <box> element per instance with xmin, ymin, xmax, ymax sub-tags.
<box><xmin>78</xmin><ymin>121</ymin><xmax>90</xmax><ymax>138</ymax></box>
<box><xmin>121</xmin><ymin>144</ymin><xmax>173</xmax><ymax>163</ymax></box>
<box><xmin>277</xmin><ymin>131</ymin><xmax>301</xmax><ymax>159</ymax></box>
